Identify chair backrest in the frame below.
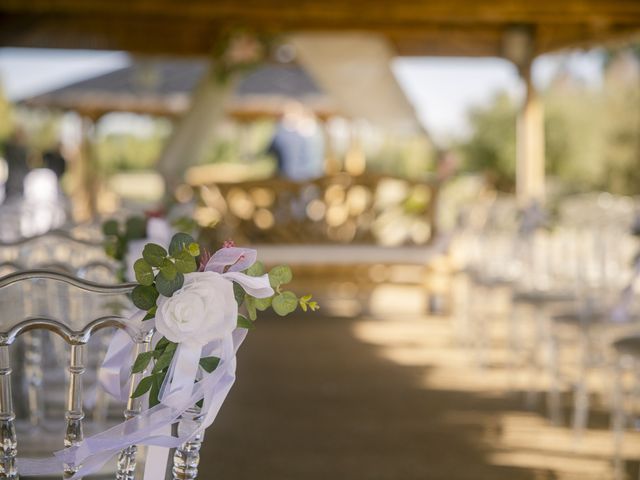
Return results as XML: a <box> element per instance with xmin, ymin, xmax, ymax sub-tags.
<box><xmin>0</xmin><ymin>229</ymin><xmax>106</xmax><ymax>269</ymax></box>
<box><xmin>0</xmin><ymin>259</ymin><xmax>125</xmax><ymax>439</ymax></box>
<box><xmin>0</xmin><ymin>269</ymin><xmax>152</xmax><ymax>479</ymax></box>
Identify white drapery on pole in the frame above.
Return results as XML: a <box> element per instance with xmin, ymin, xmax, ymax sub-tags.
<box><xmin>289</xmin><ymin>33</ymin><xmax>423</xmax><ymax>135</ymax></box>
<box><xmin>157</xmin><ymin>68</ymin><xmax>237</xmax><ymax>190</ymax></box>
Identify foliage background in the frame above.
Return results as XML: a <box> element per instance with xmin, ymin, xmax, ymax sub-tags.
<box><xmin>456</xmin><ymin>47</ymin><xmax>640</xmax><ymax>195</ymax></box>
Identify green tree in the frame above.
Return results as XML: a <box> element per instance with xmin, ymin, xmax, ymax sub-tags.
<box><xmin>458</xmin><ymin>47</ymin><xmax>640</xmax><ymax>195</ymax></box>
<box><xmin>457</xmin><ymin>92</ymin><xmax>517</xmax><ymax>191</ymax></box>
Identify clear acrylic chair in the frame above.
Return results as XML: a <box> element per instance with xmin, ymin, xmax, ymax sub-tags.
<box><xmin>0</xmin><ymin>229</ymin><xmax>106</xmax><ymax>270</ymax></box>
<box><xmin>0</xmin><ymin>269</ymin><xmax>210</xmax><ymax>479</ymax></box>
<box><xmin>611</xmin><ymin>335</ymin><xmax>640</xmax><ymax>480</ymax></box>
<box><xmin>0</xmin><ymin>259</ymin><xmax>122</xmax><ymax>434</ymax></box>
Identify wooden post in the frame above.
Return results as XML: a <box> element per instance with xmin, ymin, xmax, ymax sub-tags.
<box><xmin>321</xmin><ymin>119</ymin><xmax>340</xmax><ymax>175</ymax></box>
<box><xmin>344</xmin><ymin>123</ymin><xmax>365</xmax><ymax>176</ymax></box>
<box><xmin>517</xmin><ymin>66</ymin><xmax>545</xmax><ymax>205</ymax></box>
<box><xmin>502</xmin><ymin>26</ymin><xmax>545</xmax><ymax>205</ymax></box>
<box><xmin>70</xmin><ymin>115</ymin><xmax>98</xmax><ymax>222</ymax></box>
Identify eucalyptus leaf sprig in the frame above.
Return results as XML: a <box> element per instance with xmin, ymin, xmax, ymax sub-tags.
<box><xmin>131</xmin><ymin>232</ymin><xmax>201</xmax><ymax>307</ymax></box>
<box><xmin>240</xmin><ymin>262</ymin><xmax>319</xmax><ymax>324</ymax></box>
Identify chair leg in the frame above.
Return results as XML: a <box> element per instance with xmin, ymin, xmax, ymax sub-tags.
<box><xmin>116</xmin><ymin>337</ymin><xmax>152</xmax><ymax>480</ymax></box>
<box><xmin>116</xmin><ymin>444</ymin><xmax>138</xmax><ymax>480</ymax></box>
<box><xmin>525</xmin><ymin>306</ymin><xmax>544</xmax><ymax>410</ymax></box>
<box><xmin>612</xmin><ymin>358</ymin><xmax>626</xmax><ymax>480</ymax></box>
<box><xmin>546</xmin><ymin>331</ymin><xmax>563</xmax><ymax>425</ymax></box>
<box><xmin>508</xmin><ymin>302</ymin><xmax>520</xmax><ymax>393</ymax></box>
<box><xmin>572</xmin><ymin>332</ymin><xmax>590</xmax><ymax>443</ymax></box>
<box><xmin>0</xmin><ymin>345</ymin><xmax>17</xmax><ymax>479</ymax></box>
<box><xmin>172</xmin><ymin>407</ymin><xmax>204</xmax><ymax>480</ymax></box>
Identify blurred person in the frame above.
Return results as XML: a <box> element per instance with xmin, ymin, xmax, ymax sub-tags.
<box><xmin>436</xmin><ymin>149</ymin><xmax>459</xmax><ymax>182</ymax></box>
<box><xmin>21</xmin><ymin>168</ymin><xmax>65</xmax><ymax>236</ymax></box>
<box><xmin>3</xmin><ymin>128</ymin><xmax>29</xmax><ymax>201</ymax></box>
<box><xmin>268</xmin><ymin>101</ymin><xmax>324</xmax><ymax>181</ymax></box>
<box><xmin>42</xmin><ymin>142</ymin><xmax>67</xmax><ymax>180</ymax></box>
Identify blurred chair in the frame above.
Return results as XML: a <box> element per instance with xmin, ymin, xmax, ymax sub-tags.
<box><xmin>0</xmin><ymin>229</ymin><xmax>106</xmax><ymax>269</ymax></box>
<box><xmin>455</xmin><ymin>194</ymin><xmax>520</xmax><ymax>368</ymax></box>
<box><xmin>611</xmin><ymin>334</ymin><xmax>640</xmax><ymax>480</ymax></box>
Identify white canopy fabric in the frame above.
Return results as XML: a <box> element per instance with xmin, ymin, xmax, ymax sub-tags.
<box><xmin>156</xmin><ymin>72</ymin><xmax>236</xmax><ymax>183</ymax></box>
<box><xmin>290</xmin><ymin>32</ymin><xmax>424</xmax><ymax>135</ymax></box>
<box><xmin>158</xmin><ymin>32</ymin><xmax>425</xmax><ymax>181</ymax></box>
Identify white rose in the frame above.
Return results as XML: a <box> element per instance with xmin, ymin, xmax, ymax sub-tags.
<box><xmin>155</xmin><ymin>271</ymin><xmax>237</xmax><ymax>346</ymax></box>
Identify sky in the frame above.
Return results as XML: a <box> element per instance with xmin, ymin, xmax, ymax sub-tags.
<box><xmin>0</xmin><ymin>47</ymin><xmax>604</xmax><ymax>145</ymax></box>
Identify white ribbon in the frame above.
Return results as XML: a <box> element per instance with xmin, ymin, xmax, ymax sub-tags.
<box><xmin>98</xmin><ymin>309</ymin><xmax>151</xmax><ymax>402</ymax></box>
<box><xmin>18</xmin><ymin>329</ymin><xmax>247</xmax><ymax>478</ymax></box>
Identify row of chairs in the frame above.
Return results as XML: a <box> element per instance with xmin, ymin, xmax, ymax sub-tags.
<box><xmin>453</xmin><ymin>193</ymin><xmax>640</xmax><ymax>479</ymax></box>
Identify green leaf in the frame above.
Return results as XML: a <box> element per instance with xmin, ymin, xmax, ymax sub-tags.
<box><xmin>155</xmin><ymin>271</ymin><xmax>184</xmax><ymax>297</ymax></box>
<box><xmin>154</xmin><ymin>336</ymin><xmax>171</xmax><ymax>355</ymax></box>
<box><xmin>233</xmin><ymin>282</ymin><xmax>245</xmax><ymax>306</ymax></box>
<box><xmin>159</xmin><ymin>258</ymin><xmax>177</xmax><ymax>280</ymax></box>
<box><xmin>172</xmin><ymin>216</ymin><xmax>198</xmax><ymax>234</ymax></box>
<box><xmin>114</xmin><ymin>236</ymin><xmax>127</xmax><ymax>260</ymax></box>
<box><xmin>104</xmin><ymin>239</ymin><xmax>119</xmax><ymax>259</ymax></box>
<box><xmin>298</xmin><ymin>294</ymin><xmax>318</xmax><ymax>313</ymax></box>
<box><xmin>187</xmin><ymin>242</ymin><xmax>200</xmax><ymax>257</ymax></box>
<box><xmin>132</xmin><ymin>285</ymin><xmax>159</xmax><ymax>311</ymax></box>
<box><xmin>131</xmin><ymin>351</ymin><xmax>154</xmax><ymax>374</ymax></box>
<box><xmin>272</xmin><ymin>291</ymin><xmax>298</xmax><ymax>316</ymax></box>
<box><xmin>245</xmin><ymin>295</ymin><xmax>257</xmax><ymax>320</ymax></box>
<box><xmin>149</xmin><ymin>372</ymin><xmax>164</xmax><ymax>407</ymax></box>
<box><xmin>102</xmin><ymin>219</ymin><xmax>119</xmax><ymax>237</ymax></box>
<box><xmin>254</xmin><ymin>296</ymin><xmax>272</xmax><ymax>311</ymax></box>
<box><xmin>143</xmin><ymin>305</ymin><xmax>157</xmax><ymax>321</ymax></box>
<box><xmin>200</xmin><ymin>356</ymin><xmax>221</xmax><ymax>373</ymax></box>
<box><xmin>174</xmin><ymin>250</ymin><xmax>197</xmax><ymax>274</ymax></box>
<box><xmin>169</xmin><ymin>233</ymin><xmax>196</xmax><ymax>257</ymax></box>
<box><xmin>152</xmin><ymin>343</ymin><xmax>177</xmax><ymax>374</ymax></box>
<box><xmin>131</xmin><ymin>375</ymin><xmax>154</xmax><ymax>398</ymax></box>
<box><xmin>246</xmin><ymin>261</ymin><xmax>265</xmax><ymax>277</ymax></box>
<box><xmin>268</xmin><ymin>265</ymin><xmax>293</xmax><ymax>287</ymax></box>
<box><xmin>125</xmin><ymin>216</ymin><xmax>147</xmax><ymax>240</ymax></box>
<box><xmin>143</xmin><ymin>243</ymin><xmax>168</xmax><ymax>267</ymax></box>
<box><xmin>134</xmin><ymin>258</ymin><xmax>154</xmax><ymax>286</ymax></box>
<box><xmin>237</xmin><ymin>314</ymin><xmax>254</xmax><ymax>329</ymax></box>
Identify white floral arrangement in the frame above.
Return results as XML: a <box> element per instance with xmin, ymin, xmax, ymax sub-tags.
<box><xmin>18</xmin><ymin>230</ymin><xmax>318</xmax><ymax>478</ymax></box>
<box><xmin>123</xmin><ymin>232</ymin><xmax>317</xmax><ymax>407</ymax></box>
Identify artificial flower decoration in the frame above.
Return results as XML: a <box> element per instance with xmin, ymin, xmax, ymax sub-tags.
<box><xmin>155</xmin><ymin>271</ymin><xmax>238</xmax><ymax>346</ymax></box>
<box><xmin>64</xmin><ymin>230</ymin><xmax>320</xmax><ymax>479</ymax></box>
<box><xmin>107</xmin><ymin>230</ymin><xmax>318</xmax><ymax>411</ymax></box>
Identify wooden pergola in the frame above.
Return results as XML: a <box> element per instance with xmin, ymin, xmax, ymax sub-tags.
<box><xmin>1</xmin><ymin>1</ymin><xmax>639</xmax><ymax>58</ymax></box>
<box><xmin>2</xmin><ymin>0</ymin><xmax>640</xmax><ymax>204</ymax></box>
